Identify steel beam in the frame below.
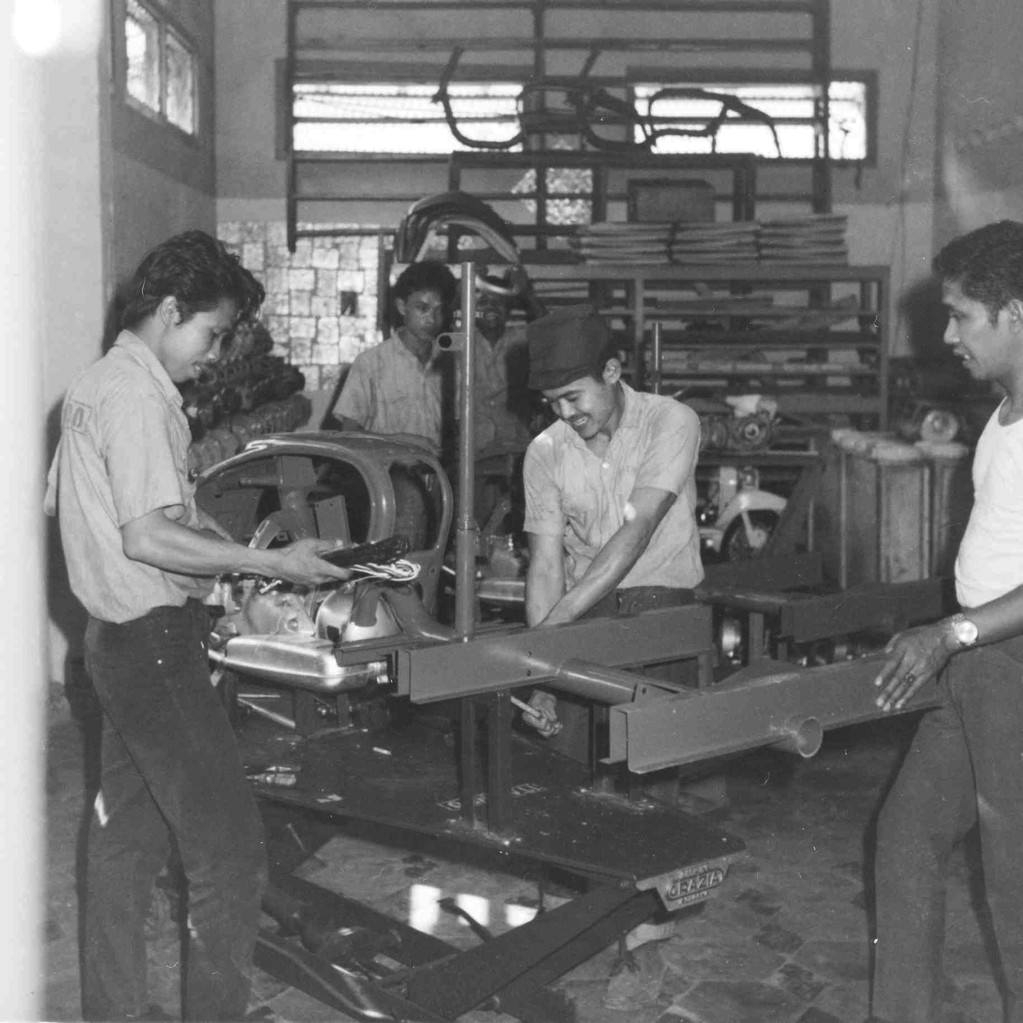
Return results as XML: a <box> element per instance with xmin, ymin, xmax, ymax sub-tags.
<box><xmin>402</xmin><ymin>883</ymin><xmax>657</xmax><ymax>1018</ymax></box>
<box><xmin>396</xmin><ymin>604</ymin><xmax>713</xmax><ymax>702</ymax></box>
<box><xmin>607</xmin><ymin>652</ymin><xmax>940</xmax><ymax>774</ymax></box>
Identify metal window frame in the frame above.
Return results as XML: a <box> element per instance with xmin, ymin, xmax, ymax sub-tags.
<box><xmin>119</xmin><ymin>0</ymin><xmax>199</xmax><ymax>137</ymax></box>
<box><xmin>283</xmin><ymin>0</ymin><xmax>837</xmax><ymax>249</ymax></box>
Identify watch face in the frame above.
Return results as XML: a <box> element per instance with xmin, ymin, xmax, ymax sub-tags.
<box><xmin>954</xmin><ymin>617</ymin><xmax>979</xmax><ymax>646</ymax></box>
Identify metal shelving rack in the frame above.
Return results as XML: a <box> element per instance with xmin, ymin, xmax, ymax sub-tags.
<box><xmin>524</xmin><ymin>261</ymin><xmax>889</xmax><ymax>431</ymax></box>
<box><xmin>282</xmin><ymin>0</ymin><xmax>835</xmax><ymax>250</ymax></box>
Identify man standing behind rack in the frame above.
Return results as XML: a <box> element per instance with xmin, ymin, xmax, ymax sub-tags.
<box><xmin>331</xmin><ymin>261</ymin><xmax>457</xmax><ymax>455</ymax></box>
<box><xmin>472</xmin><ymin>266</ymin><xmax>546</xmax><ymax>457</ymax></box>
<box><xmin>520</xmin><ymin>304</ymin><xmax>703</xmax><ymax>733</ymax></box>
<box><xmin>45</xmin><ymin>230</ymin><xmax>350</xmax><ymax>1021</ymax></box>
<box><xmin>471</xmin><ymin>266</ymin><xmax>546</xmax><ymax>527</ymax></box>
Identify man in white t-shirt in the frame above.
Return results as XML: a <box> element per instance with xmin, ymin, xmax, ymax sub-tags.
<box><xmin>871</xmin><ymin>220</ymin><xmax>1023</xmax><ymax>1023</ymax></box>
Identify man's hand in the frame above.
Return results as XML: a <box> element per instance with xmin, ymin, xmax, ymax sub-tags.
<box><xmin>521</xmin><ymin>689</ymin><xmax>562</xmax><ymax>738</ymax></box>
<box><xmin>874</xmin><ymin>621</ymin><xmax>955</xmax><ymax>711</ymax></box>
<box><xmin>506</xmin><ymin>264</ymin><xmax>531</xmax><ymax>296</ymax></box>
<box><xmin>271</xmin><ymin>538</ymin><xmax>353</xmax><ymax>589</ymax></box>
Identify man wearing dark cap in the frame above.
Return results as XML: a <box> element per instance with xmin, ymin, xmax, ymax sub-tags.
<box><xmin>519</xmin><ymin>305</ymin><xmax>702</xmax><ymax>735</ymax></box>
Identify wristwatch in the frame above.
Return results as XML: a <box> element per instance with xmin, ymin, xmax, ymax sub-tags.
<box><xmin>947</xmin><ymin>613</ymin><xmax>979</xmax><ymax>649</ymax></box>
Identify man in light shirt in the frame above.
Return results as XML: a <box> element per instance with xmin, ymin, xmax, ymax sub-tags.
<box><xmin>332</xmin><ymin>261</ymin><xmax>457</xmax><ymax>455</ymax></box>
<box><xmin>519</xmin><ymin>304</ymin><xmax>703</xmax><ymax>734</ymax></box>
<box><xmin>871</xmin><ymin>220</ymin><xmax>1023</xmax><ymax>1023</ymax></box>
<box><xmin>46</xmin><ymin>230</ymin><xmax>349</xmax><ymax>1021</ymax></box>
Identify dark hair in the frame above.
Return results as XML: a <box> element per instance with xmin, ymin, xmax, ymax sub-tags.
<box><xmin>933</xmin><ymin>220</ymin><xmax>1023</xmax><ymax>324</ymax></box>
<box><xmin>120</xmin><ymin>230</ymin><xmax>265</xmax><ymax>330</ymax></box>
<box><xmin>392</xmin><ymin>261</ymin><xmax>457</xmax><ymax>306</ymax></box>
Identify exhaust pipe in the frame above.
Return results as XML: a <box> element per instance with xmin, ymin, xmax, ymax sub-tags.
<box><xmin>770</xmin><ymin>715</ymin><xmax>823</xmax><ymax>758</ymax></box>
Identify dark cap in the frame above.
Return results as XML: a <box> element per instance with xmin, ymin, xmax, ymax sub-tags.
<box><xmin>527</xmin><ymin>304</ymin><xmax>612</xmax><ymax>391</ymax></box>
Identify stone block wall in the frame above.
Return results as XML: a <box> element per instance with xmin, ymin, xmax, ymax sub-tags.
<box><xmin>218</xmin><ymin>221</ymin><xmax>385</xmax><ymax>393</ymax></box>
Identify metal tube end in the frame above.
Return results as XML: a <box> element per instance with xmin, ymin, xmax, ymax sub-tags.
<box><xmin>771</xmin><ymin>715</ymin><xmax>823</xmax><ymax>759</ymax></box>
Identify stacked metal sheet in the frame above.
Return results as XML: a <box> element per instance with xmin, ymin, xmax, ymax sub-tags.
<box><xmin>570</xmin><ymin>221</ymin><xmax>673</xmax><ymax>264</ymax></box>
<box><xmin>758</xmin><ymin>213</ymin><xmax>848</xmax><ymax>264</ymax></box>
<box><xmin>668</xmin><ymin>221</ymin><xmax>759</xmax><ymax>264</ymax></box>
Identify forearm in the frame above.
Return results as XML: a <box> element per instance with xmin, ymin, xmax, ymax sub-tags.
<box><xmin>960</xmin><ymin>584</ymin><xmax>1023</xmax><ymax>643</ymax></box>
<box><xmin>541</xmin><ymin>522</ymin><xmax>652</xmax><ymax>625</ymax></box>
<box><xmin>520</xmin><ymin>284</ymin><xmax>547</xmax><ymax>322</ymax></box>
<box><xmin>874</xmin><ymin>583</ymin><xmax>1023</xmax><ymax>711</ymax></box>
<box><xmin>123</xmin><ymin>514</ymin><xmax>285</xmax><ymax>579</ymax></box>
<box><xmin>526</xmin><ymin>559</ymin><xmax>563</xmax><ymax>627</ymax></box>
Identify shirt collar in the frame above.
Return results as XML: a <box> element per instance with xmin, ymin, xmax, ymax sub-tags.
<box><xmin>112</xmin><ymin>330</ymin><xmax>184</xmax><ymax>408</ymax></box>
<box><xmin>617</xmin><ymin>381</ymin><xmax>639</xmax><ymax>431</ymax></box>
<box><xmin>559</xmin><ymin>380</ymin><xmax>637</xmax><ymax>454</ymax></box>
<box><xmin>389</xmin><ymin>329</ymin><xmax>442</xmax><ymax>371</ymax></box>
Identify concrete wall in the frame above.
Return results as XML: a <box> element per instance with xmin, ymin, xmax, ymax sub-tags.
<box><xmin>106</xmin><ymin>0</ymin><xmax>218</xmax><ymax>281</ymax></box>
<box><xmin>213</xmin><ymin>0</ymin><xmax>940</xmax><ymax>355</ymax></box>
<box><xmin>3</xmin><ymin>2</ymin><xmax>84</xmax><ymax>1010</ymax></box>
<box><xmin>934</xmin><ymin>0</ymin><xmax>1023</xmax><ymax>245</ymax></box>
<box><xmin>42</xmin><ymin>11</ymin><xmax>109</xmax><ymax>691</ymax></box>
<box><xmin>46</xmin><ymin>0</ymin><xmax>219</xmax><ymax>686</ymax></box>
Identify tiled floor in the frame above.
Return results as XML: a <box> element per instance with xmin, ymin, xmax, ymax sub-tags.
<box><xmin>44</xmin><ymin>698</ymin><xmax>1004</xmax><ymax>1023</ymax></box>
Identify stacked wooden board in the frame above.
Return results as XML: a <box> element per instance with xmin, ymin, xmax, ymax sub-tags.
<box><xmin>569</xmin><ymin>215</ymin><xmax>848</xmax><ymax>266</ymax></box>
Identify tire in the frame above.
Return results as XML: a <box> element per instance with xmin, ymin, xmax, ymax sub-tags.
<box><xmin>721</xmin><ymin>510</ymin><xmax>780</xmax><ymax>561</ymax></box>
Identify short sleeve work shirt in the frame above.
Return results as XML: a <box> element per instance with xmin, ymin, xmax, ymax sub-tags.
<box><xmin>334</xmin><ymin>332</ymin><xmax>444</xmax><ymax>452</ymax></box>
<box><xmin>523</xmin><ymin>383</ymin><xmax>703</xmax><ymax>590</ymax></box>
<box><xmin>45</xmin><ymin>331</ymin><xmax>209</xmax><ymax>622</ymax></box>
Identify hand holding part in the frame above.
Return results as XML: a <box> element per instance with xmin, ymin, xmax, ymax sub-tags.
<box><xmin>270</xmin><ymin>538</ymin><xmax>354</xmax><ymax>588</ymax></box>
<box><xmin>873</xmin><ymin>621</ymin><xmax>957</xmax><ymax>712</ymax></box>
<box><xmin>258</xmin><ymin>536</ymin><xmax>412</xmax><ymax>592</ymax></box>
<box><xmin>520</xmin><ymin>689</ymin><xmax>562</xmax><ymax>738</ymax></box>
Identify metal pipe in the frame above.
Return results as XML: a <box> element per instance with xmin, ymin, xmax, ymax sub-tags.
<box><xmin>542</xmin><ymin>657</ymin><xmax>680</xmax><ymax>705</ymax></box>
<box><xmin>607</xmin><ymin>654</ymin><xmax>942</xmax><ymax>775</ymax></box>
<box><xmin>237</xmin><ymin>697</ymin><xmax>297</xmax><ymax>731</ymax></box>
<box><xmin>650</xmin><ymin>320</ymin><xmax>662</xmax><ymax>395</ymax></box>
<box><xmin>454</xmin><ymin>261</ymin><xmax>478</xmax><ymax>641</ymax></box>
<box><xmin>769</xmin><ymin>715</ymin><xmax>823</xmax><ymax>758</ymax></box>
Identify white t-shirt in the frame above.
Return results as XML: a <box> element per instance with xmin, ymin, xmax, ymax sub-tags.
<box><xmin>955</xmin><ymin>403</ymin><xmax>1023</xmax><ymax>608</ymax></box>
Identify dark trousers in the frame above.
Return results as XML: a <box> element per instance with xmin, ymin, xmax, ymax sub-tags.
<box><xmin>82</xmin><ymin>600</ymin><xmax>267</xmax><ymax>1021</ymax></box>
<box><xmin>872</xmin><ymin>636</ymin><xmax>1023</xmax><ymax>1023</ymax></box>
<box><xmin>545</xmin><ymin>586</ymin><xmax>697</xmax><ymax>765</ymax></box>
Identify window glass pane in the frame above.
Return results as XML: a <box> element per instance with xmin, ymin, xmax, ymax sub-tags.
<box><xmin>633</xmin><ymin>82</ymin><xmax>868</xmax><ymax>161</ymax></box>
<box><xmin>292</xmin><ymin>83</ymin><xmax>520</xmax><ymax>154</ymax></box>
<box><xmin>125</xmin><ymin>0</ymin><xmax>160</xmax><ymax>112</ymax></box>
<box><xmin>165</xmin><ymin>28</ymin><xmax>196</xmax><ymax>133</ymax></box>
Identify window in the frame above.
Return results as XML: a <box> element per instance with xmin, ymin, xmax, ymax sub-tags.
<box><xmin>288</xmin><ymin>77</ymin><xmax>873</xmax><ymax>164</ymax></box>
<box><xmin>632</xmin><ymin>80</ymin><xmax>872</xmax><ymax>163</ymax></box>
<box><xmin>292</xmin><ymin>82</ymin><xmax>520</xmax><ymax>154</ymax></box>
<box><xmin>124</xmin><ymin>0</ymin><xmax>197</xmax><ymax>135</ymax></box>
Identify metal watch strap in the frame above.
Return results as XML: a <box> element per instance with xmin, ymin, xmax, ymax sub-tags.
<box><xmin>948</xmin><ymin>612</ymin><xmax>979</xmax><ymax>649</ymax></box>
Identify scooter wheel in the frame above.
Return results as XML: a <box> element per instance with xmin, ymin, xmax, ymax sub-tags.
<box><xmin>721</xmin><ymin>510</ymin><xmax>779</xmax><ymax>561</ymax></box>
